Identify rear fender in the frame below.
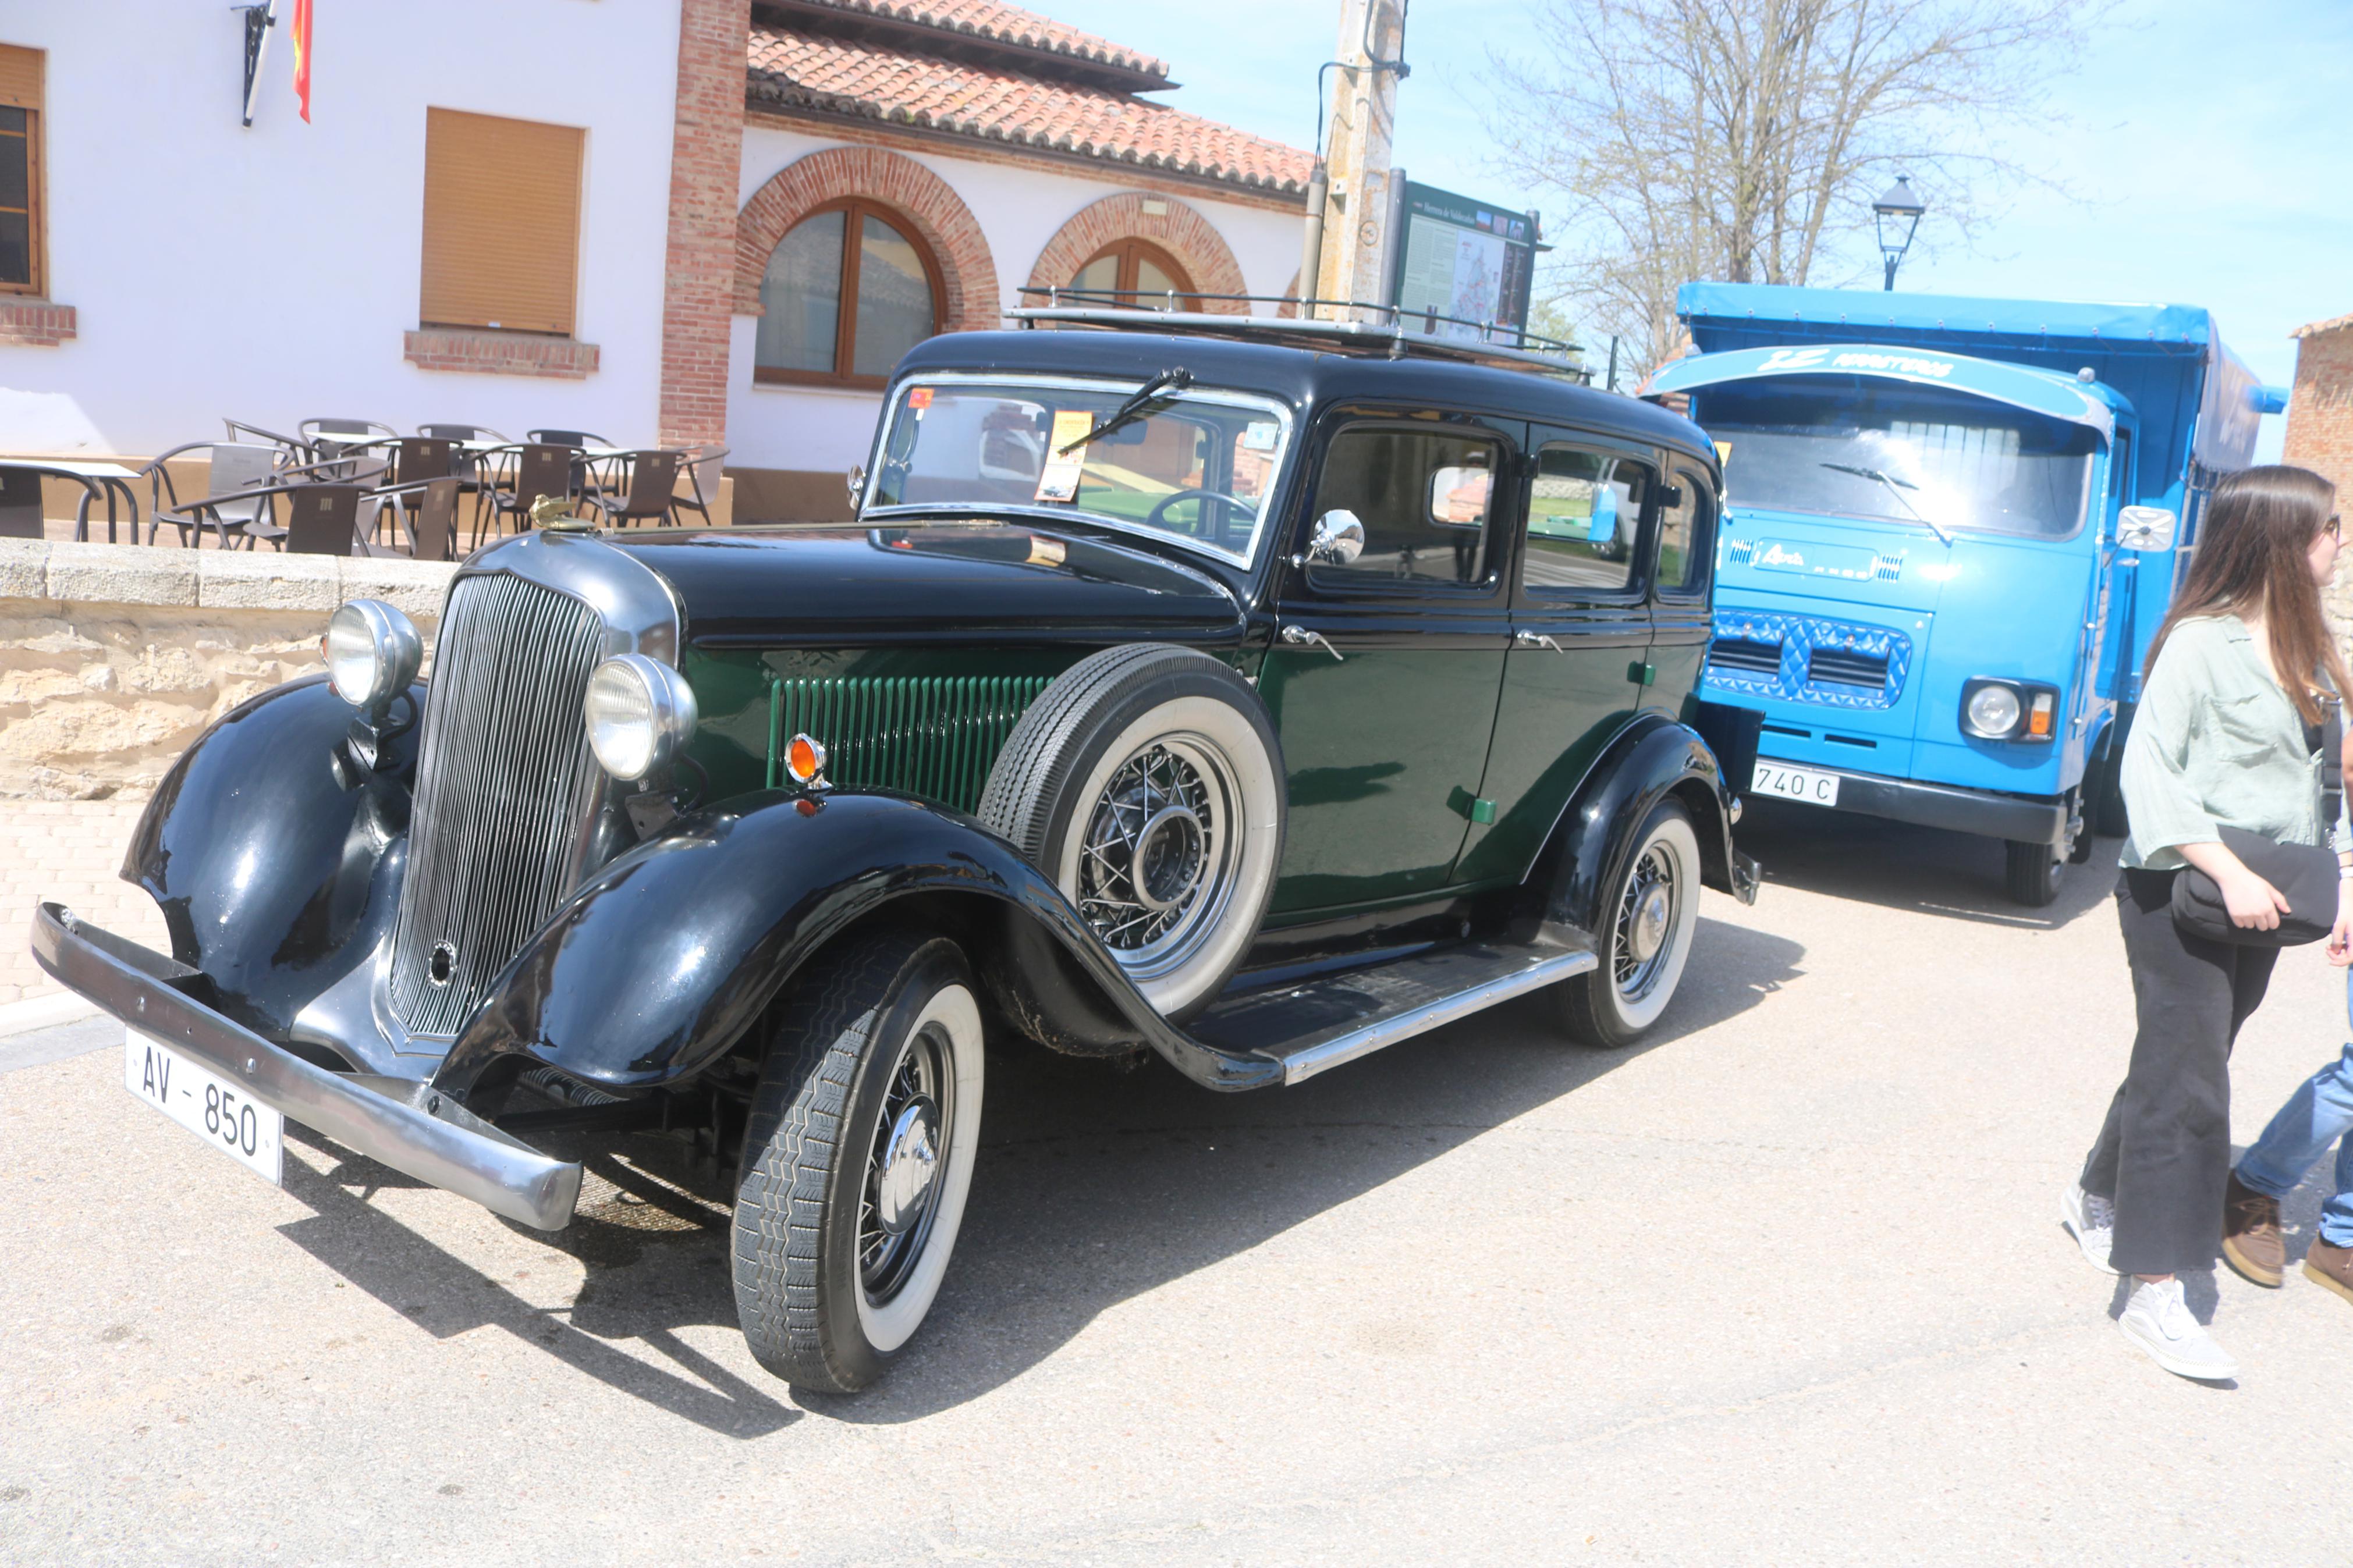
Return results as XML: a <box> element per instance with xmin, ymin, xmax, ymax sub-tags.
<box><xmin>1535</xmin><ymin>715</ymin><xmax>1758</xmax><ymax>938</ymax></box>
<box><xmin>430</xmin><ymin>789</ymin><xmax>1253</xmax><ymax>1101</ymax></box>
<box><xmin>125</xmin><ymin>673</ymin><xmax>423</xmax><ymax>1035</ymax></box>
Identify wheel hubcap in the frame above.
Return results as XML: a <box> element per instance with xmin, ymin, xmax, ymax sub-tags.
<box><xmin>1628</xmin><ymin>885</ymin><xmax>1672</xmax><ymax>962</ymax></box>
<box><xmin>860</xmin><ymin>1023</ymin><xmax>954</xmax><ymax>1305</ymax></box>
<box><xmin>1613</xmin><ymin>842</ymin><xmax>1681</xmax><ymax>1001</ymax></box>
<box><xmin>872</xmin><ymin>1096</ymin><xmax>941</xmax><ymax>1236</ymax></box>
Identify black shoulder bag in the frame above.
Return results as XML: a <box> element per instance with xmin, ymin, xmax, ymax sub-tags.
<box><xmin>2170</xmin><ymin>826</ymin><xmax>2338</xmax><ymax>947</ymax></box>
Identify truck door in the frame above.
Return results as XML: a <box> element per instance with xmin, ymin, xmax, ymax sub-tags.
<box><xmin>1261</xmin><ymin>414</ymin><xmax>1514</xmax><ymax>914</ymax></box>
<box><xmin>1453</xmin><ymin>429</ymin><xmax>1660</xmax><ymax>884</ymax></box>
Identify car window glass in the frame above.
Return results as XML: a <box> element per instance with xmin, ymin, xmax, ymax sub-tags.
<box><xmin>1657</xmin><ymin>469</ymin><xmax>1715</xmax><ymax>593</ymax></box>
<box><xmin>1309</xmin><ymin>429</ymin><xmax>1498</xmax><ymax>588</ymax></box>
<box><xmin>1523</xmin><ymin>446</ymin><xmax>1648</xmax><ymax>594</ymax></box>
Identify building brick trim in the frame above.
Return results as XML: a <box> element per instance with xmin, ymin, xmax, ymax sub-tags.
<box><xmin>660</xmin><ymin>0</ymin><xmax>753</xmax><ymax>449</ymax></box>
<box><xmin>403</xmin><ymin>328</ymin><xmax>601</xmax><ymax>379</ymax></box>
<box><xmin>1024</xmin><ymin>193</ymin><xmax>1250</xmax><ymax>315</ymax></box>
<box><xmin>735</xmin><ymin>145</ymin><xmax>998</xmax><ymax>329</ymax></box>
<box><xmin>0</xmin><ymin>300</ymin><xmax>77</xmax><ymax>347</ymax></box>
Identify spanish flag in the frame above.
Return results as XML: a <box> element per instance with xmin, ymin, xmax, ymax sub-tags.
<box><xmin>291</xmin><ymin>0</ymin><xmax>313</xmax><ymax>123</ymax></box>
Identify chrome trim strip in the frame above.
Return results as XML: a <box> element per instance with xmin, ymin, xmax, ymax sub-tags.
<box><xmin>1275</xmin><ymin>949</ymin><xmax>1599</xmax><ymax>1086</ymax></box>
<box><xmin>32</xmin><ymin>902</ymin><xmax>581</xmax><ymax>1231</ymax></box>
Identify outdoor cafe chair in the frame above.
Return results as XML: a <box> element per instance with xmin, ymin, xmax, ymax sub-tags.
<box><xmin>367</xmin><ymin>476</ymin><xmax>462</xmax><ymax>561</ymax></box>
<box><xmin>480</xmin><ymin>442</ymin><xmax>574</xmax><ymax>546</ymax></box>
<box><xmin>585</xmin><ymin>450</ymin><xmax>687</xmax><ymax>529</ymax></box>
<box><xmin>276</xmin><ymin>483</ymin><xmax>369</xmax><ymax>556</ymax></box>
<box><xmin>0</xmin><ymin>466</ymin><xmax>42</xmax><ymax>539</ymax></box>
<box><xmin>374</xmin><ymin>437</ymin><xmax>455</xmax><ymax>544</ymax></box>
<box><xmin>668</xmin><ymin>443</ymin><xmax>729</xmax><ymax>528</ymax></box>
<box><xmin>420</xmin><ymin>423</ymin><xmax>511</xmax><ymax>528</ymax></box>
<box><xmin>299</xmin><ymin>418</ymin><xmax>398</xmax><ymax>462</ymax></box>
<box><xmin>221</xmin><ymin>419</ymin><xmax>311</xmax><ymax>463</ymax></box>
<box><xmin>141</xmin><ymin>440</ymin><xmax>286</xmax><ymax>546</ymax></box>
<box><xmin>528</xmin><ymin>427</ymin><xmax>615</xmax><ymax>500</ymax></box>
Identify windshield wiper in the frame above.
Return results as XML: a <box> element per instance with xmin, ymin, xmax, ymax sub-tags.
<box><xmin>1058</xmin><ymin>367</ymin><xmax>1193</xmax><ymax>455</ymax></box>
<box><xmin>1819</xmin><ymin>461</ymin><xmax>1953</xmax><ymax>546</ymax></box>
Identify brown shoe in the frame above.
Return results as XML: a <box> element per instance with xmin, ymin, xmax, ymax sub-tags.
<box><xmin>2221</xmin><ymin>1172</ymin><xmax>2284</xmax><ymax>1287</ymax></box>
<box><xmin>2306</xmin><ymin>1240</ymin><xmax>2353</xmax><ymax>1306</ymax></box>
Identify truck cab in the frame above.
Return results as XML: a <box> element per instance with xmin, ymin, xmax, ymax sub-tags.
<box><xmin>1647</xmin><ymin>285</ymin><xmax>2280</xmax><ymax>904</ymax></box>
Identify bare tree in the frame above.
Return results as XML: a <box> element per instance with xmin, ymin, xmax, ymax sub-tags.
<box><xmin>1487</xmin><ymin>0</ymin><xmax>2096</xmax><ymax>378</ymax></box>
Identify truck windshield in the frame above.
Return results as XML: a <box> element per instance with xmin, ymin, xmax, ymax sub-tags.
<box><xmin>865</xmin><ymin>377</ymin><xmax>1292</xmax><ymax>564</ymax></box>
<box><xmin>1697</xmin><ymin>375</ymin><xmax>2098</xmax><ymax>541</ymax></box>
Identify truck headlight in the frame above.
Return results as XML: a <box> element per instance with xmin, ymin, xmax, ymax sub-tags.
<box><xmin>585</xmin><ymin>654</ymin><xmax>698</xmax><ymax>782</ymax></box>
<box><xmin>1961</xmin><ymin>678</ymin><xmax>2059</xmax><ymax>742</ymax></box>
<box><xmin>321</xmin><ymin>599</ymin><xmax>423</xmax><ymax>714</ymax></box>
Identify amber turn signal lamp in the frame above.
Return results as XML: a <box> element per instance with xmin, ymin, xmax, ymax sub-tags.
<box><xmin>785</xmin><ymin>732</ymin><xmax>829</xmax><ymax>788</ymax></box>
<box><xmin>2028</xmin><ymin>692</ymin><xmax>2054</xmax><ymax>737</ymax></box>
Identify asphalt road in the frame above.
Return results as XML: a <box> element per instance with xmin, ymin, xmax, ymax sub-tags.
<box><xmin>6</xmin><ymin>806</ymin><xmax>2352</xmax><ymax>1566</ymax></box>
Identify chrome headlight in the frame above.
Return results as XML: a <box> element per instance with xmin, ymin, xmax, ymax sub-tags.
<box><xmin>321</xmin><ymin>599</ymin><xmax>423</xmax><ymax>713</ymax></box>
<box><xmin>1964</xmin><ymin>681</ymin><xmax>2021</xmax><ymax>738</ymax></box>
<box><xmin>1961</xmin><ymin>678</ymin><xmax>2059</xmax><ymax>742</ymax></box>
<box><xmin>584</xmin><ymin>654</ymin><xmax>698</xmax><ymax>781</ymax></box>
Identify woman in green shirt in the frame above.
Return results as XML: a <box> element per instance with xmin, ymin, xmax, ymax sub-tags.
<box><xmin>2059</xmin><ymin>465</ymin><xmax>2351</xmax><ymax>1381</ymax></box>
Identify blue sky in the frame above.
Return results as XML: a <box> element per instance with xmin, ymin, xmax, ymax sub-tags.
<box><xmin>1044</xmin><ymin>0</ymin><xmax>2351</xmax><ymax>459</ymax></box>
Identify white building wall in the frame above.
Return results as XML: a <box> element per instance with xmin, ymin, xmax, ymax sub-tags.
<box><xmin>0</xmin><ymin>0</ymin><xmax>682</xmax><ymax>457</ymax></box>
<box><xmin>727</xmin><ymin>123</ymin><xmax>1305</xmax><ymax>486</ymax></box>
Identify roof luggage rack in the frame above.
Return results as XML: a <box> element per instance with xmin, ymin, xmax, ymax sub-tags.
<box><xmin>1006</xmin><ymin>287</ymin><xmax>1590</xmax><ymax>379</ymax></box>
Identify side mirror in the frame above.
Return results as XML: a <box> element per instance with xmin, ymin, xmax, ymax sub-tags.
<box><xmin>845</xmin><ymin>465</ymin><xmax>867</xmax><ymax>513</ymax></box>
<box><xmin>1307</xmin><ymin>509</ymin><xmax>1366</xmax><ymax>566</ymax></box>
<box><xmin>2117</xmin><ymin>504</ymin><xmax>2176</xmax><ymax>552</ymax></box>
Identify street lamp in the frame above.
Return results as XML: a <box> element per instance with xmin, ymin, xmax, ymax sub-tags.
<box><xmin>1873</xmin><ymin>175</ymin><xmax>1925</xmax><ymax>291</ymax></box>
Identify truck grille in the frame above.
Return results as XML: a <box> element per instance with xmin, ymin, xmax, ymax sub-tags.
<box><xmin>1806</xmin><ymin>647</ymin><xmax>1890</xmax><ymax>689</ymax></box>
<box><xmin>1701</xmin><ymin>611</ymin><xmax>1912</xmax><ymax>710</ymax></box>
<box><xmin>391</xmin><ymin>573</ymin><xmax>610</xmax><ymax>1039</ymax></box>
<box><xmin>1706</xmin><ymin>638</ymin><xmax>1783</xmax><ymax>677</ymax></box>
<box><xmin>768</xmin><ymin>674</ymin><xmax>1051</xmax><ymax>815</ymax></box>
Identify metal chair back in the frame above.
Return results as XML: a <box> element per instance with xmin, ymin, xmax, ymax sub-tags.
<box><xmin>283</xmin><ymin>484</ymin><xmax>365</xmax><ymax>555</ymax></box>
<box><xmin>0</xmin><ymin>466</ymin><xmax>44</xmax><ymax>539</ymax></box>
<box><xmin>618</xmin><ymin>450</ymin><xmax>683</xmax><ymax>522</ymax></box>
<box><xmin>406</xmin><ymin>478</ymin><xmax>462</xmax><ymax>561</ymax></box>
<box><xmin>392</xmin><ymin>437</ymin><xmax>455</xmax><ymax>486</ymax></box>
<box><xmin>526</xmin><ymin>428</ymin><xmax>610</xmax><ymax>449</ymax></box>
<box><xmin>208</xmin><ymin>442</ymin><xmax>280</xmax><ymax>497</ymax></box>
<box><xmin>512</xmin><ymin>444</ymin><xmax>573</xmax><ymax>521</ymax></box>
<box><xmin>679</xmin><ymin>444</ymin><xmax>727</xmax><ymax>520</ymax></box>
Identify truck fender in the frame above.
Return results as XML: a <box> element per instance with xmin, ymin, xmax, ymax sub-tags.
<box><xmin>1536</xmin><ymin>715</ymin><xmax>1759</xmax><ymax>938</ymax></box>
<box><xmin>431</xmin><ymin>788</ymin><xmax>1260</xmax><ymax>1102</ymax></box>
<box><xmin>123</xmin><ymin>673</ymin><xmax>422</xmax><ymax>1036</ymax></box>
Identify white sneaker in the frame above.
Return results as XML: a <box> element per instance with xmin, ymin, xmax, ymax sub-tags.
<box><xmin>2117</xmin><ymin>1277</ymin><xmax>2239</xmax><ymax>1381</ymax></box>
<box><xmin>2060</xmin><ymin>1182</ymin><xmax>2119</xmax><ymax>1275</ymax></box>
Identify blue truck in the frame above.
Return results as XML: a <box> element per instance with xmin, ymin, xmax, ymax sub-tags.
<box><xmin>1646</xmin><ymin>283</ymin><xmax>2285</xmax><ymax>904</ymax></box>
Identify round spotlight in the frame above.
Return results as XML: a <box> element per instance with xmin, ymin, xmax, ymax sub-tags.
<box><xmin>1965</xmin><ymin>682</ymin><xmax>2022</xmax><ymax>738</ymax></box>
<box><xmin>785</xmin><ymin>732</ymin><xmax>829</xmax><ymax>788</ymax></box>
<box><xmin>584</xmin><ymin>654</ymin><xmax>698</xmax><ymax>782</ymax></box>
<box><xmin>321</xmin><ymin>599</ymin><xmax>423</xmax><ymax>713</ymax></box>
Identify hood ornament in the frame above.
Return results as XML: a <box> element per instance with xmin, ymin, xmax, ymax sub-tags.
<box><xmin>532</xmin><ymin>494</ymin><xmax>598</xmax><ymax>534</ymax></box>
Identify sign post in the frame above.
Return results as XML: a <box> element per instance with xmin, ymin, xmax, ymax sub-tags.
<box><xmin>1386</xmin><ymin>181</ymin><xmax>1539</xmax><ymax>343</ymax></box>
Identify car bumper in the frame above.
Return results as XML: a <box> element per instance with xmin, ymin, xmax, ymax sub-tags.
<box><xmin>1767</xmin><ymin>770</ymin><xmax>2066</xmax><ymax>846</ymax></box>
<box><xmin>30</xmin><ymin>901</ymin><xmax>581</xmax><ymax>1231</ymax></box>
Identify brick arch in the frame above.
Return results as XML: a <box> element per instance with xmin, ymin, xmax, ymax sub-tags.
<box><xmin>734</xmin><ymin>147</ymin><xmax>998</xmax><ymax>330</ymax></box>
<box><xmin>1025</xmin><ymin>193</ymin><xmax>1251</xmax><ymax>316</ymax></box>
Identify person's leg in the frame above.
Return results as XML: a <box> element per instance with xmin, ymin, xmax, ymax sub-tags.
<box><xmin>2078</xmin><ymin>874</ymin><xmax>2140</xmax><ymax>1200</ymax></box>
<box><xmin>2236</xmin><ymin>1040</ymin><xmax>2353</xmax><ymax>1207</ymax></box>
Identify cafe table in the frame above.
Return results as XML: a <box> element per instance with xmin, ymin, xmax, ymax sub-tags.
<box><xmin>0</xmin><ymin>456</ymin><xmax>144</xmax><ymax>542</ymax></box>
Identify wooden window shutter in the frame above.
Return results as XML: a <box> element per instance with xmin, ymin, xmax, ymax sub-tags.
<box><xmin>0</xmin><ymin>45</ymin><xmax>42</xmax><ymax>111</ymax></box>
<box><xmin>420</xmin><ymin>108</ymin><xmax>583</xmax><ymax>336</ymax></box>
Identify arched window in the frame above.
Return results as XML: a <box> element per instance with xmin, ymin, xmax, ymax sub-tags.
<box><xmin>755</xmin><ymin>198</ymin><xmax>943</xmax><ymax>387</ymax></box>
<box><xmin>1071</xmin><ymin>238</ymin><xmax>1195</xmax><ymax>308</ymax></box>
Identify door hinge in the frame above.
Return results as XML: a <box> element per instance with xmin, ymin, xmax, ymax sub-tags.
<box><xmin>1628</xmin><ymin>660</ymin><xmax>1656</xmax><ymax>686</ymax></box>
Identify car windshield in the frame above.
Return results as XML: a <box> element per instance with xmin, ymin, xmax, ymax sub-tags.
<box><xmin>864</xmin><ymin>377</ymin><xmax>1291</xmax><ymax>563</ymax></box>
<box><xmin>1695</xmin><ymin>375</ymin><xmax>2099</xmax><ymax>541</ymax></box>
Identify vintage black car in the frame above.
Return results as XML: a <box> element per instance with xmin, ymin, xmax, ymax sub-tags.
<box><xmin>36</xmin><ymin>313</ymin><xmax>1758</xmax><ymax>1393</ymax></box>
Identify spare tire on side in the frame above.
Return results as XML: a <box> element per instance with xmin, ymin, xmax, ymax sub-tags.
<box><xmin>979</xmin><ymin>643</ymin><xmax>1284</xmax><ymax>1021</ymax></box>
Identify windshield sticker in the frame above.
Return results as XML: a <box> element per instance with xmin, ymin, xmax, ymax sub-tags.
<box><xmin>1241</xmin><ymin>421</ymin><xmax>1279</xmax><ymax>452</ymax></box>
<box><xmin>907</xmin><ymin>386</ymin><xmax>934</xmax><ymax>411</ymax></box>
<box><xmin>1034</xmin><ymin>410</ymin><xmax>1094</xmax><ymax>503</ymax></box>
<box><xmin>1714</xmin><ymin>440</ymin><xmax>1733</xmax><ymax>467</ymax></box>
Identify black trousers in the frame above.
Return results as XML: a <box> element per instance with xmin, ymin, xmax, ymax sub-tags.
<box><xmin>2080</xmin><ymin>867</ymin><xmax>2278</xmax><ymax>1275</ymax></box>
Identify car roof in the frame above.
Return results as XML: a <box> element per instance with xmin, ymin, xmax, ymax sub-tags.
<box><xmin>893</xmin><ymin>329</ymin><xmax>1720</xmax><ymax>467</ymax></box>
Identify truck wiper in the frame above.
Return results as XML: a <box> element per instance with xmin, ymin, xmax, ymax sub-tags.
<box><xmin>1819</xmin><ymin>462</ymin><xmax>1954</xmax><ymax>546</ymax></box>
<box><xmin>1058</xmin><ymin>367</ymin><xmax>1193</xmax><ymax>454</ymax></box>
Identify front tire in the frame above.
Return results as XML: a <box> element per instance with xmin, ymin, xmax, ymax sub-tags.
<box><xmin>1552</xmin><ymin>801</ymin><xmax>1702</xmax><ymax>1048</ymax></box>
<box><xmin>2005</xmin><ymin>838</ymin><xmax>2064</xmax><ymax>906</ymax></box>
<box><xmin>732</xmin><ymin>931</ymin><xmax>984</xmax><ymax>1394</ymax></box>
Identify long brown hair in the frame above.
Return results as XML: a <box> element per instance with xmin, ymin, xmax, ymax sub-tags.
<box><xmin>2146</xmin><ymin>465</ymin><xmax>2348</xmax><ymax>723</ymax></box>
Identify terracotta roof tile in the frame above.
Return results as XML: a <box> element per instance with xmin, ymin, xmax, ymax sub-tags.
<box><xmin>747</xmin><ymin>24</ymin><xmax>1313</xmax><ymax>197</ymax></box>
<box><xmin>788</xmin><ymin>0</ymin><xmax>1169</xmax><ymax>79</ymax></box>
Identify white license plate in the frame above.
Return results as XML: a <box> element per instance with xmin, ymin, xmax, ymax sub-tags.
<box><xmin>123</xmin><ymin>1028</ymin><xmax>284</xmax><ymax>1186</ymax></box>
<box><xmin>1752</xmin><ymin>762</ymin><xmax>1841</xmax><ymax>808</ymax></box>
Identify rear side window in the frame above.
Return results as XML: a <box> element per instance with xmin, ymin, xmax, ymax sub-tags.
<box><xmin>1657</xmin><ymin>468</ymin><xmax>1716</xmax><ymax>595</ymax></box>
<box><xmin>1522</xmin><ymin>445</ymin><xmax>1649</xmax><ymax>595</ymax></box>
<box><xmin>1308</xmin><ymin>428</ymin><xmax>1499</xmax><ymax>588</ymax></box>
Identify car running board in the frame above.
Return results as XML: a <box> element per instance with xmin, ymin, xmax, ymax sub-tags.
<box><xmin>1190</xmin><ymin>938</ymin><xmax>1599</xmax><ymax>1086</ymax></box>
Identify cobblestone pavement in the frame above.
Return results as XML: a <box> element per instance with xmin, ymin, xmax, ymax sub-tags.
<box><xmin>5</xmin><ymin>804</ymin><xmax>2352</xmax><ymax>1565</ymax></box>
<box><xmin>0</xmin><ymin>796</ymin><xmax>165</xmax><ymax>1007</ymax></box>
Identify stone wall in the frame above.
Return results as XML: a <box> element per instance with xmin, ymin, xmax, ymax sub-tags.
<box><xmin>2285</xmin><ymin>315</ymin><xmax>2353</xmax><ymax>640</ymax></box>
<box><xmin>0</xmin><ymin>540</ymin><xmax>456</xmax><ymax>800</ymax></box>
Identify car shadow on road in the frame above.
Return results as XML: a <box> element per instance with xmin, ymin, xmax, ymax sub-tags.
<box><xmin>1738</xmin><ymin>799</ymin><xmax>2117</xmax><ymax>931</ymax></box>
<box><xmin>266</xmin><ymin>911</ymin><xmax>1802</xmax><ymax>1431</ymax></box>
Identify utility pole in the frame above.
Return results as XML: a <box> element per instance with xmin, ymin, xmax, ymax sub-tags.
<box><xmin>1305</xmin><ymin>0</ymin><xmax>1406</xmax><ymax>321</ymax></box>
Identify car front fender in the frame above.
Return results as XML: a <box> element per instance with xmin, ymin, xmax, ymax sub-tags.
<box><xmin>430</xmin><ymin>789</ymin><xmax>1270</xmax><ymax>1101</ymax></box>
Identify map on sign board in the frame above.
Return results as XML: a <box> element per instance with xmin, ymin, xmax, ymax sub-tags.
<box><xmin>1390</xmin><ymin>182</ymin><xmax>1537</xmax><ymax>343</ymax></box>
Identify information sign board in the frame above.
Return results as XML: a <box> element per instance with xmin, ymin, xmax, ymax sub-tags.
<box><xmin>1389</xmin><ymin>182</ymin><xmax>1538</xmax><ymax>341</ymax></box>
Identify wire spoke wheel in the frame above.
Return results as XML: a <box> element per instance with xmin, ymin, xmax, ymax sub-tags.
<box><xmin>1074</xmin><ymin>735</ymin><xmax>1239</xmax><ymax>980</ymax></box>
<box><xmin>1611</xmin><ymin>841</ymin><xmax>1681</xmax><ymax>1004</ymax></box>
<box><xmin>1552</xmin><ymin>800</ymin><xmax>1702</xmax><ymax>1048</ymax></box>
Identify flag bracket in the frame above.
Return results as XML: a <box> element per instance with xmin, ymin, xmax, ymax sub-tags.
<box><xmin>235</xmin><ymin>1</ymin><xmax>277</xmax><ymax>129</ymax></box>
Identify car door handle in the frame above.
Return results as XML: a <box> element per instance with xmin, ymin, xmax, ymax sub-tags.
<box><xmin>1513</xmin><ymin>630</ymin><xmax>1564</xmax><ymax>652</ymax></box>
<box><xmin>1280</xmin><ymin>624</ymin><xmax>1344</xmax><ymax>662</ymax></box>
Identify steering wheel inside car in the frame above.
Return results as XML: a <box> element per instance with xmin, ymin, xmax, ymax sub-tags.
<box><xmin>1144</xmin><ymin>488</ymin><xmax>1254</xmax><ymax>542</ymax></box>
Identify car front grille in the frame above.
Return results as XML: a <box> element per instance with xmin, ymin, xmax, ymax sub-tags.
<box><xmin>390</xmin><ymin>573</ymin><xmax>611</xmax><ymax>1039</ymax></box>
<box><xmin>768</xmin><ymin>674</ymin><xmax>1051</xmax><ymax>815</ymax></box>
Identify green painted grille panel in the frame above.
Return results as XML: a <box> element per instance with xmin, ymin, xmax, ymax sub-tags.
<box><xmin>766</xmin><ymin>674</ymin><xmax>1052</xmax><ymax>813</ymax></box>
